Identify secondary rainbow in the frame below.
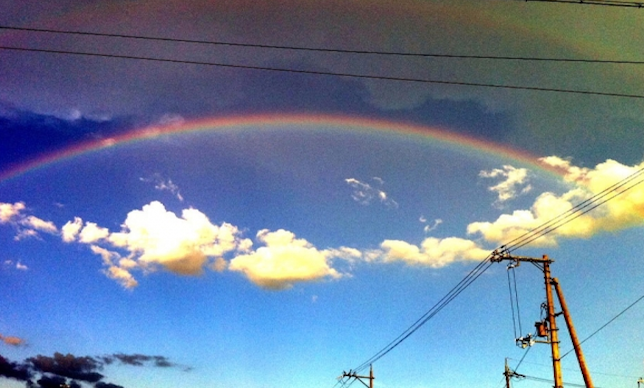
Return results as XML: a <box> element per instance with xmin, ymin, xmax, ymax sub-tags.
<box><xmin>0</xmin><ymin>113</ymin><xmax>562</xmax><ymax>184</ymax></box>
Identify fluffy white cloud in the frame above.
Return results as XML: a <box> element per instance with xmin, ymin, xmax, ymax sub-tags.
<box><xmin>229</xmin><ymin>229</ymin><xmax>342</xmax><ymax>290</ymax></box>
<box><xmin>105</xmin><ymin>201</ymin><xmax>245</xmax><ymax>277</ymax></box>
<box><xmin>378</xmin><ymin>237</ymin><xmax>489</xmax><ymax>268</ymax></box>
<box><xmin>0</xmin><ymin>202</ymin><xmax>25</xmax><ymax>223</ymax></box>
<box><xmin>79</xmin><ymin>222</ymin><xmax>110</xmax><ymax>243</ymax></box>
<box><xmin>61</xmin><ymin>217</ymin><xmax>83</xmax><ymax>242</ymax></box>
<box><xmin>468</xmin><ymin>157</ymin><xmax>644</xmax><ymax>246</ymax></box>
<box><xmin>479</xmin><ymin>165</ymin><xmax>532</xmax><ymax>205</ymax></box>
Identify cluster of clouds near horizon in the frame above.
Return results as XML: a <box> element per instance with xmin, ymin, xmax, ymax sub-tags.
<box><xmin>0</xmin><ymin>351</ymin><xmax>183</xmax><ymax>388</ymax></box>
<box><xmin>1</xmin><ymin>156</ymin><xmax>644</xmax><ymax>290</ymax></box>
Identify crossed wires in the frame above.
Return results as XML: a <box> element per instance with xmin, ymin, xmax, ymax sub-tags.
<box><xmin>339</xmin><ymin>162</ymin><xmax>644</xmax><ymax>380</ymax></box>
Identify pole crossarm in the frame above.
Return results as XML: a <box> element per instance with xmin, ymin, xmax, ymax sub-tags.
<box><xmin>341</xmin><ymin>365</ymin><xmax>374</xmax><ymax>388</ymax></box>
<box><xmin>490</xmin><ymin>249</ymin><xmax>552</xmax><ymax>271</ymax></box>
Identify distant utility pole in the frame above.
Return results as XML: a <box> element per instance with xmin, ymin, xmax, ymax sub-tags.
<box><xmin>504</xmin><ymin>358</ymin><xmax>526</xmax><ymax>388</ymax></box>
<box><xmin>341</xmin><ymin>365</ymin><xmax>374</xmax><ymax>388</ymax></box>
<box><xmin>637</xmin><ymin>377</ymin><xmax>643</xmax><ymax>388</ymax></box>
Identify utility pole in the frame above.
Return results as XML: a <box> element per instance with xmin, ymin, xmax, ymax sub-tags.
<box><xmin>504</xmin><ymin>358</ymin><xmax>511</xmax><ymax>388</ymax></box>
<box><xmin>504</xmin><ymin>358</ymin><xmax>525</xmax><ymax>388</ymax></box>
<box><xmin>638</xmin><ymin>377</ymin><xmax>643</xmax><ymax>388</ymax></box>
<box><xmin>341</xmin><ymin>365</ymin><xmax>374</xmax><ymax>388</ymax></box>
<box><xmin>492</xmin><ymin>250</ymin><xmax>594</xmax><ymax>388</ymax></box>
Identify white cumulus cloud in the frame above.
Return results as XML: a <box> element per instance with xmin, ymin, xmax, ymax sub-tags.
<box><xmin>229</xmin><ymin>229</ymin><xmax>342</xmax><ymax>290</ymax></box>
<box><xmin>468</xmin><ymin>157</ymin><xmax>644</xmax><ymax>246</ymax></box>
<box><xmin>106</xmin><ymin>201</ymin><xmax>245</xmax><ymax>276</ymax></box>
<box><xmin>378</xmin><ymin>237</ymin><xmax>489</xmax><ymax>268</ymax></box>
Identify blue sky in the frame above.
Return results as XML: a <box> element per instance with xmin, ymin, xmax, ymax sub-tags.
<box><xmin>1</xmin><ymin>1</ymin><xmax>644</xmax><ymax>388</ymax></box>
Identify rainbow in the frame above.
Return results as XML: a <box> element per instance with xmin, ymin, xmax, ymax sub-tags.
<box><xmin>0</xmin><ymin>113</ymin><xmax>562</xmax><ymax>183</ymax></box>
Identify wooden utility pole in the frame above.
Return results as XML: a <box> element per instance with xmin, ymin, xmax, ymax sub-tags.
<box><xmin>491</xmin><ymin>251</ymin><xmax>594</xmax><ymax>388</ymax></box>
<box><xmin>504</xmin><ymin>359</ymin><xmax>512</xmax><ymax>388</ymax></box>
<box><xmin>503</xmin><ymin>358</ymin><xmax>525</xmax><ymax>388</ymax></box>
<box><xmin>553</xmin><ymin>278</ymin><xmax>594</xmax><ymax>388</ymax></box>
<box><xmin>341</xmin><ymin>365</ymin><xmax>374</xmax><ymax>388</ymax></box>
<box><xmin>542</xmin><ymin>256</ymin><xmax>563</xmax><ymax>388</ymax></box>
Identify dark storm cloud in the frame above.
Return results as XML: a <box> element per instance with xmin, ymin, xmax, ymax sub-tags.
<box><xmin>0</xmin><ymin>355</ymin><xmax>32</xmax><ymax>381</ymax></box>
<box><xmin>104</xmin><ymin>353</ymin><xmax>176</xmax><ymax>368</ymax></box>
<box><xmin>95</xmin><ymin>382</ymin><xmax>125</xmax><ymax>388</ymax></box>
<box><xmin>0</xmin><ymin>103</ymin><xmax>138</xmax><ymax>174</ymax></box>
<box><xmin>1</xmin><ymin>352</ymin><xmax>184</xmax><ymax>388</ymax></box>
<box><xmin>35</xmin><ymin>374</ymin><xmax>67</xmax><ymax>388</ymax></box>
<box><xmin>27</xmin><ymin>353</ymin><xmax>103</xmax><ymax>383</ymax></box>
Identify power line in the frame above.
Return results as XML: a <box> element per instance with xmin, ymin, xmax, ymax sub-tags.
<box><xmin>2</xmin><ymin>45</ymin><xmax>644</xmax><ymax>100</ymax></box>
<box><xmin>351</xmin><ymin>257</ymin><xmax>493</xmax><ymax>373</ymax></box>
<box><xmin>502</xmin><ymin>165</ymin><xmax>644</xmax><ymax>252</ymax></box>
<box><xmin>525</xmin><ymin>0</ymin><xmax>644</xmax><ymax>7</ymax></box>
<box><xmin>560</xmin><ymin>293</ymin><xmax>644</xmax><ymax>359</ymax></box>
<box><xmin>345</xmin><ymin>165</ymin><xmax>644</xmax><ymax>375</ymax></box>
<box><xmin>2</xmin><ymin>24</ymin><xmax>644</xmax><ymax>64</ymax></box>
<box><xmin>508</xmin><ymin>357</ymin><xmax>642</xmax><ymax>379</ymax></box>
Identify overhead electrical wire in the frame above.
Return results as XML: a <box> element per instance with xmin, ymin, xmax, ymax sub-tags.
<box><xmin>525</xmin><ymin>0</ymin><xmax>644</xmax><ymax>8</ymax></box>
<box><xmin>508</xmin><ymin>357</ymin><xmax>642</xmax><ymax>379</ymax></box>
<box><xmin>502</xmin><ymin>164</ymin><xmax>644</xmax><ymax>252</ymax></box>
<box><xmin>519</xmin><ymin>373</ymin><xmax>596</xmax><ymax>388</ymax></box>
<box><xmin>2</xmin><ymin>45</ymin><xmax>644</xmax><ymax>100</ymax></box>
<box><xmin>2</xmin><ymin>24</ymin><xmax>644</xmax><ymax>64</ymax></box>
<box><xmin>342</xmin><ymin>165</ymin><xmax>644</xmax><ymax>377</ymax></box>
<box><xmin>350</xmin><ymin>258</ymin><xmax>494</xmax><ymax>374</ymax></box>
<box><xmin>560</xmin><ymin>293</ymin><xmax>644</xmax><ymax>359</ymax></box>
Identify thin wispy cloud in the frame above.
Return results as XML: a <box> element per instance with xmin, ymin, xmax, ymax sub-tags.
<box><xmin>0</xmin><ymin>202</ymin><xmax>58</xmax><ymax>240</ymax></box>
<box><xmin>419</xmin><ymin>216</ymin><xmax>443</xmax><ymax>234</ymax></box>
<box><xmin>479</xmin><ymin>165</ymin><xmax>532</xmax><ymax>206</ymax></box>
<box><xmin>3</xmin><ymin>260</ymin><xmax>28</xmax><ymax>271</ymax></box>
<box><xmin>345</xmin><ymin>177</ymin><xmax>398</xmax><ymax>208</ymax></box>
<box><xmin>140</xmin><ymin>173</ymin><xmax>184</xmax><ymax>202</ymax></box>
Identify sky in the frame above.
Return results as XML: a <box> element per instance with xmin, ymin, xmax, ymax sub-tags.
<box><xmin>1</xmin><ymin>1</ymin><xmax>644</xmax><ymax>388</ymax></box>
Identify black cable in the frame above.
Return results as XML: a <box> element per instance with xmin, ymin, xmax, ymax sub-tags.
<box><xmin>351</xmin><ymin>257</ymin><xmax>493</xmax><ymax>373</ymax></box>
<box><xmin>507</xmin><ymin>269</ymin><xmax>519</xmax><ymax>339</ymax></box>
<box><xmin>504</xmin><ymin>166</ymin><xmax>644</xmax><ymax>252</ymax></box>
<box><xmin>560</xmin><ymin>293</ymin><xmax>644</xmax><ymax>359</ymax></box>
<box><xmin>504</xmin><ymin>166</ymin><xmax>644</xmax><ymax>250</ymax></box>
<box><xmin>526</xmin><ymin>0</ymin><xmax>644</xmax><ymax>7</ymax></box>
<box><xmin>511</xmin><ymin>268</ymin><xmax>523</xmax><ymax>336</ymax></box>
<box><xmin>508</xmin><ymin>357</ymin><xmax>642</xmax><ymax>379</ymax></box>
<box><xmin>502</xmin><ymin>164</ymin><xmax>644</xmax><ymax>251</ymax></box>
<box><xmin>3</xmin><ymin>24</ymin><xmax>644</xmax><ymax>64</ymax></box>
<box><xmin>2</xmin><ymin>45</ymin><xmax>644</xmax><ymax>100</ymax></box>
<box><xmin>513</xmin><ymin>346</ymin><xmax>532</xmax><ymax>372</ymax></box>
<box><xmin>521</xmin><ymin>374</ymin><xmax>593</xmax><ymax>388</ymax></box>
<box><xmin>345</xmin><ymin>167</ymin><xmax>644</xmax><ymax>377</ymax></box>
<box><xmin>508</xmin><ymin>174</ymin><xmax>644</xmax><ymax>252</ymax></box>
